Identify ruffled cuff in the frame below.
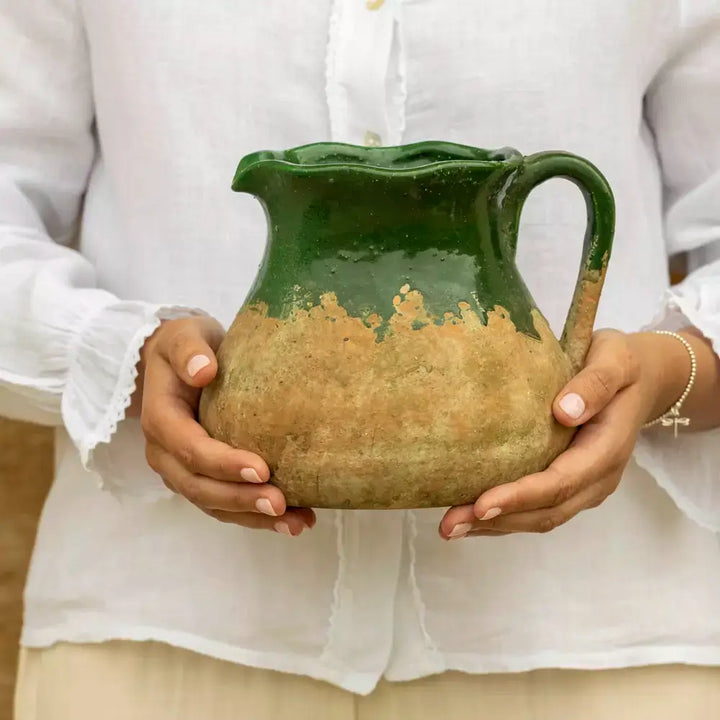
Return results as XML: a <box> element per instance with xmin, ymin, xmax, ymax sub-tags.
<box><xmin>62</xmin><ymin>300</ymin><xmax>205</xmax><ymax>500</ymax></box>
<box><xmin>633</xmin><ymin>276</ymin><xmax>720</xmax><ymax>533</ymax></box>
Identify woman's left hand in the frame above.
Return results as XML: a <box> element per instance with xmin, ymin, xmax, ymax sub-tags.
<box><xmin>439</xmin><ymin>329</ymin><xmax>688</xmax><ymax>540</ymax></box>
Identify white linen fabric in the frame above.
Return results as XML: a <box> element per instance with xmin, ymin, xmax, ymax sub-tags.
<box><xmin>0</xmin><ymin>0</ymin><xmax>719</xmax><ymax>696</ymax></box>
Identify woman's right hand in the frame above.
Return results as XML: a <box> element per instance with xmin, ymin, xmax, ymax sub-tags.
<box><xmin>130</xmin><ymin>316</ymin><xmax>315</xmax><ymax>536</ymax></box>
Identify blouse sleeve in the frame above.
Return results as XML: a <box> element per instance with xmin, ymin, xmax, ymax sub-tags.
<box><xmin>0</xmin><ymin>1</ymin><xmax>199</xmax><ymax>498</ymax></box>
<box><xmin>634</xmin><ymin>0</ymin><xmax>720</xmax><ymax>532</ymax></box>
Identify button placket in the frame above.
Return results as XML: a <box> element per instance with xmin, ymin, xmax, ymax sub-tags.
<box><xmin>322</xmin><ymin>5</ymin><xmax>408</xmax><ymax>683</ymax></box>
<box><xmin>320</xmin><ymin>510</ymin><xmax>404</xmax><ymax>686</ymax></box>
<box><xmin>326</xmin><ymin>0</ymin><xmax>402</xmax><ymax>146</ymax></box>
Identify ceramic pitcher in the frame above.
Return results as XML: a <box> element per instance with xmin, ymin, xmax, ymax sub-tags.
<box><xmin>199</xmin><ymin>142</ymin><xmax>615</xmax><ymax>509</ymax></box>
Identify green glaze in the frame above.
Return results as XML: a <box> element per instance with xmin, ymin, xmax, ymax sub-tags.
<box><xmin>232</xmin><ymin>141</ymin><xmax>614</xmax><ymax>360</ymax></box>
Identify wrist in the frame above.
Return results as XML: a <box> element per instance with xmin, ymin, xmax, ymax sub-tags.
<box><xmin>627</xmin><ymin>331</ymin><xmax>692</xmax><ymax>424</ymax></box>
<box><xmin>127</xmin><ymin>322</ymin><xmax>166</xmax><ymax>418</ymax></box>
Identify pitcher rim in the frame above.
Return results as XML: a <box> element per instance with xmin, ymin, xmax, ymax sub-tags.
<box><xmin>232</xmin><ymin>141</ymin><xmax>523</xmax><ymax>190</ymax></box>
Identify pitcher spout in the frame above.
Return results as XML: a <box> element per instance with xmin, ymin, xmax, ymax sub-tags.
<box><xmin>231</xmin><ymin>150</ymin><xmax>289</xmax><ymax>196</ymax></box>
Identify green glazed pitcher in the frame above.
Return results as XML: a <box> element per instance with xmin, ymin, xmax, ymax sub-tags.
<box><xmin>199</xmin><ymin>142</ymin><xmax>614</xmax><ymax>509</ymax></box>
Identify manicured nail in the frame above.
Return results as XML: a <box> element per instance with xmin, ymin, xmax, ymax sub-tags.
<box><xmin>274</xmin><ymin>521</ymin><xmax>293</xmax><ymax>536</ymax></box>
<box><xmin>255</xmin><ymin>498</ymin><xmax>277</xmax><ymax>516</ymax></box>
<box><xmin>479</xmin><ymin>507</ymin><xmax>503</xmax><ymax>521</ymax></box>
<box><xmin>559</xmin><ymin>392</ymin><xmax>585</xmax><ymax>420</ymax></box>
<box><xmin>187</xmin><ymin>354</ymin><xmax>211</xmax><ymax>378</ymax></box>
<box><xmin>240</xmin><ymin>468</ymin><xmax>263</xmax><ymax>484</ymax></box>
<box><xmin>449</xmin><ymin>522</ymin><xmax>473</xmax><ymax>539</ymax></box>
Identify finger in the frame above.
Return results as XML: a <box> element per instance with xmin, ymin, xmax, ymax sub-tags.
<box><xmin>142</xmin><ymin>361</ymin><xmax>270</xmax><ymax>483</ymax></box>
<box><xmin>205</xmin><ymin>508</ymin><xmax>315</xmax><ymax>536</ymax></box>
<box><xmin>441</xmin><ymin>466</ymin><xmax>578</xmax><ymax>537</ymax></box>
<box><xmin>439</xmin><ymin>509</ymin><xmax>511</xmax><ymax>540</ymax></box>
<box><xmin>145</xmin><ymin>444</ymin><xmax>285</xmax><ymax>514</ymax></box>
<box><xmin>468</xmin><ymin>483</ymin><xmax>611</xmax><ymax>535</ymax></box>
<box><xmin>553</xmin><ymin>330</ymin><xmax>639</xmax><ymax>427</ymax></box>
<box><xmin>471</xmin><ymin>464</ymin><xmax>583</xmax><ymax>522</ymax></box>
<box><xmin>155</xmin><ymin>317</ymin><xmax>225</xmax><ymax>388</ymax></box>
<box><xmin>465</xmin><ymin>530</ymin><xmax>510</xmax><ymax>538</ymax></box>
<box><xmin>439</xmin><ymin>504</ymin><xmax>476</xmax><ymax>539</ymax></box>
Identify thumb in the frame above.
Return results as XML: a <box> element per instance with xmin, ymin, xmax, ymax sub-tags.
<box><xmin>553</xmin><ymin>331</ymin><xmax>635</xmax><ymax>427</ymax></box>
<box><xmin>157</xmin><ymin>317</ymin><xmax>225</xmax><ymax>388</ymax></box>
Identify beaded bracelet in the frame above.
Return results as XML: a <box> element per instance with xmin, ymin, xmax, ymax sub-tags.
<box><xmin>642</xmin><ymin>331</ymin><xmax>697</xmax><ymax>438</ymax></box>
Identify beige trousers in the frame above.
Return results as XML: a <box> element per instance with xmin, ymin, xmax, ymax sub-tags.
<box><xmin>14</xmin><ymin>641</ymin><xmax>720</xmax><ymax>720</ymax></box>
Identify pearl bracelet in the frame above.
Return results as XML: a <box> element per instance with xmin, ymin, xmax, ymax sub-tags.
<box><xmin>642</xmin><ymin>330</ymin><xmax>697</xmax><ymax>438</ymax></box>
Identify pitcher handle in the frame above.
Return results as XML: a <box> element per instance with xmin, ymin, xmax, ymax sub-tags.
<box><xmin>500</xmin><ymin>152</ymin><xmax>615</xmax><ymax>372</ymax></box>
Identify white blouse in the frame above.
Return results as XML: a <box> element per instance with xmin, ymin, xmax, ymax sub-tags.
<box><xmin>1</xmin><ymin>0</ymin><xmax>719</xmax><ymax>696</ymax></box>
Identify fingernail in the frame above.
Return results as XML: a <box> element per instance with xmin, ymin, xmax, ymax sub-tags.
<box><xmin>255</xmin><ymin>498</ymin><xmax>278</xmax><ymax>517</ymax></box>
<box><xmin>187</xmin><ymin>354</ymin><xmax>211</xmax><ymax>378</ymax></box>
<box><xmin>240</xmin><ymin>468</ymin><xmax>263</xmax><ymax>484</ymax></box>
<box><xmin>449</xmin><ymin>522</ymin><xmax>473</xmax><ymax>539</ymax></box>
<box><xmin>559</xmin><ymin>392</ymin><xmax>585</xmax><ymax>419</ymax></box>
<box><xmin>274</xmin><ymin>521</ymin><xmax>293</xmax><ymax>536</ymax></box>
<box><xmin>479</xmin><ymin>507</ymin><xmax>503</xmax><ymax>521</ymax></box>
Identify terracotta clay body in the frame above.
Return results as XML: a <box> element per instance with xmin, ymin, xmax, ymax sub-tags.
<box><xmin>200</xmin><ymin>142</ymin><xmax>614</xmax><ymax>509</ymax></box>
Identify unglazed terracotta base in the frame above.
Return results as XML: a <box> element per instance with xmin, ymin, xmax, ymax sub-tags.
<box><xmin>200</xmin><ymin>291</ymin><xmax>576</xmax><ymax>509</ymax></box>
